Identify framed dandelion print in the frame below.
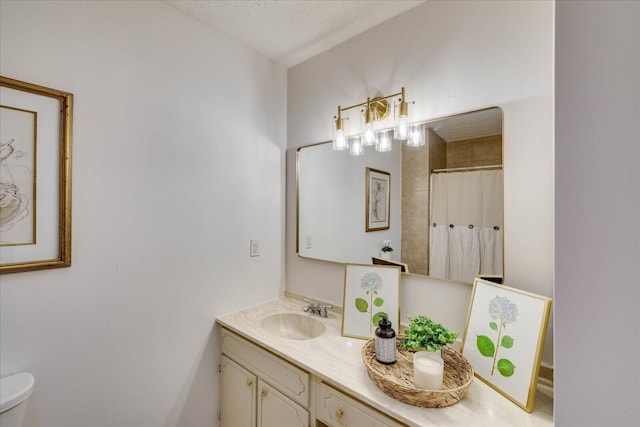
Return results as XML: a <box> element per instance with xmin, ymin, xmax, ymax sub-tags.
<box><xmin>460</xmin><ymin>278</ymin><xmax>552</xmax><ymax>412</ymax></box>
<box><xmin>341</xmin><ymin>263</ymin><xmax>400</xmax><ymax>339</ymax></box>
<box><xmin>0</xmin><ymin>77</ymin><xmax>73</xmax><ymax>274</ymax></box>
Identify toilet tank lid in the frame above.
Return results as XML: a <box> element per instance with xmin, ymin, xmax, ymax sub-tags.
<box><xmin>0</xmin><ymin>372</ymin><xmax>34</xmax><ymax>413</ymax></box>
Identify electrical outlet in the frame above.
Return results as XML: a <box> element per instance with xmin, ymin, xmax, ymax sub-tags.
<box><xmin>304</xmin><ymin>234</ymin><xmax>312</xmax><ymax>249</ymax></box>
<box><xmin>250</xmin><ymin>240</ymin><xmax>260</xmax><ymax>257</ymax></box>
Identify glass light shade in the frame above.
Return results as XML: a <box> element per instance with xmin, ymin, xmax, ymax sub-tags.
<box><xmin>361</xmin><ymin>106</ymin><xmax>377</xmax><ymax>146</ymax></box>
<box><xmin>375</xmin><ymin>131</ymin><xmax>392</xmax><ymax>152</ymax></box>
<box><xmin>406</xmin><ymin>125</ymin><xmax>425</xmax><ymax>147</ymax></box>
<box><xmin>394</xmin><ymin>114</ymin><xmax>409</xmax><ymax>140</ymax></box>
<box><xmin>349</xmin><ymin>138</ymin><xmax>364</xmax><ymax>156</ymax></box>
<box><xmin>362</xmin><ymin>122</ymin><xmax>376</xmax><ymax>146</ymax></box>
<box><xmin>332</xmin><ymin>129</ymin><xmax>348</xmax><ymax>150</ymax></box>
<box><xmin>332</xmin><ymin>116</ymin><xmax>349</xmax><ymax>151</ymax></box>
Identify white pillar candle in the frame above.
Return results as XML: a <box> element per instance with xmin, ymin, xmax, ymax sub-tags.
<box><xmin>413</xmin><ymin>351</ymin><xmax>444</xmax><ymax>390</ymax></box>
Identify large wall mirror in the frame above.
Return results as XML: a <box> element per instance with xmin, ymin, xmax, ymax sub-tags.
<box><xmin>297</xmin><ymin>107</ymin><xmax>503</xmax><ymax>284</ymax></box>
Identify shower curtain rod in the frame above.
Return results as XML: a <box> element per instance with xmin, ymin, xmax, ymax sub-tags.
<box><xmin>431</xmin><ymin>164</ymin><xmax>503</xmax><ymax>173</ymax></box>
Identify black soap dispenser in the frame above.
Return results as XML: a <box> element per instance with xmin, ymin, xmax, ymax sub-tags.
<box><xmin>374</xmin><ymin>315</ymin><xmax>396</xmax><ymax>364</ymax></box>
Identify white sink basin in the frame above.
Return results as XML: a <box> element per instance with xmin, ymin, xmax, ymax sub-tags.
<box><xmin>260</xmin><ymin>313</ymin><xmax>326</xmax><ymax>340</ymax></box>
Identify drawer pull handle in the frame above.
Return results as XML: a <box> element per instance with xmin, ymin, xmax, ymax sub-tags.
<box><xmin>335</xmin><ymin>409</ymin><xmax>343</xmax><ymax>419</ymax></box>
<box><xmin>261</xmin><ymin>389</ymin><xmax>268</xmax><ymax>397</ymax></box>
<box><xmin>246</xmin><ymin>380</ymin><xmax>253</xmax><ymax>387</ymax></box>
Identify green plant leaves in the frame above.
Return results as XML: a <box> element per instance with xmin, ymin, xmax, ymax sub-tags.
<box><xmin>399</xmin><ymin>315</ymin><xmax>458</xmax><ymax>351</ymax></box>
<box><xmin>489</xmin><ymin>322</ymin><xmax>498</xmax><ymax>331</ymax></box>
<box><xmin>372</xmin><ymin>311</ymin><xmax>388</xmax><ymax>326</ymax></box>
<box><xmin>501</xmin><ymin>335</ymin><xmax>514</xmax><ymax>349</ymax></box>
<box><xmin>373</xmin><ymin>297</ymin><xmax>384</xmax><ymax>307</ymax></box>
<box><xmin>355</xmin><ymin>298</ymin><xmax>368</xmax><ymax>313</ymax></box>
<box><xmin>497</xmin><ymin>359</ymin><xmax>515</xmax><ymax>377</ymax></box>
<box><xmin>476</xmin><ymin>335</ymin><xmax>495</xmax><ymax>357</ymax></box>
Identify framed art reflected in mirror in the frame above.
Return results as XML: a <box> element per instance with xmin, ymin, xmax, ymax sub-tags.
<box><xmin>365</xmin><ymin>167</ymin><xmax>390</xmax><ymax>232</ymax></box>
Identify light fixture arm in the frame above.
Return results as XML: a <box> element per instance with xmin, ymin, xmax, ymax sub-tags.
<box><xmin>335</xmin><ymin>87</ymin><xmax>405</xmax><ymax>117</ymax></box>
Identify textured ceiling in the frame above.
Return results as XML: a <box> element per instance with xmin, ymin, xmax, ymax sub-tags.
<box><xmin>165</xmin><ymin>0</ymin><xmax>425</xmax><ymax>68</ymax></box>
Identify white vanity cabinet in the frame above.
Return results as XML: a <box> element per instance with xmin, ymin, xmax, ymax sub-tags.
<box><xmin>220</xmin><ymin>328</ymin><xmax>310</xmax><ymax>427</ymax></box>
<box><xmin>217</xmin><ymin>299</ymin><xmax>553</xmax><ymax>427</ymax></box>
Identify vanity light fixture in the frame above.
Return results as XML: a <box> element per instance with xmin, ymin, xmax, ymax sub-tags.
<box><xmin>331</xmin><ymin>87</ymin><xmax>421</xmax><ymax>154</ymax></box>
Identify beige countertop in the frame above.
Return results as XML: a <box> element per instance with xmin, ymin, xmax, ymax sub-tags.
<box><xmin>216</xmin><ymin>297</ymin><xmax>553</xmax><ymax>427</ymax></box>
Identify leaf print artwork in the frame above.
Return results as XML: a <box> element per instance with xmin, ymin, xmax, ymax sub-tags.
<box><xmin>357</xmin><ymin>272</ymin><xmax>385</xmax><ymax>332</ymax></box>
<box><xmin>477</xmin><ymin>295</ymin><xmax>518</xmax><ymax>377</ymax></box>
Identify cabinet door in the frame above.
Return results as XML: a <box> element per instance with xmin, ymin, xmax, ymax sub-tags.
<box><xmin>221</xmin><ymin>355</ymin><xmax>257</xmax><ymax>427</ymax></box>
<box><xmin>257</xmin><ymin>380</ymin><xmax>309</xmax><ymax>427</ymax></box>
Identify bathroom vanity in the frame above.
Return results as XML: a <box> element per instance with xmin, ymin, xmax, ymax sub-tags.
<box><xmin>217</xmin><ymin>297</ymin><xmax>552</xmax><ymax>427</ymax></box>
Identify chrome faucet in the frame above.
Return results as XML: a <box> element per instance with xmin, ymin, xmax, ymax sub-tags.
<box><xmin>302</xmin><ymin>298</ymin><xmax>332</xmax><ymax>318</ymax></box>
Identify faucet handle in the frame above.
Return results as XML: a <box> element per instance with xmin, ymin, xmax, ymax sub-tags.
<box><xmin>319</xmin><ymin>305</ymin><xmax>333</xmax><ymax>317</ymax></box>
<box><xmin>302</xmin><ymin>297</ymin><xmax>314</xmax><ymax>312</ymax></box>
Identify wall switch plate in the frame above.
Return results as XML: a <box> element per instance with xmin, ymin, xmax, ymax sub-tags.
<box><xmin>250</xmin><ymin>240</ymin><xmax>260</xmax><ymax>257</ymax></box>
<box><xmin>304</xmin><ymin>234</ymin><xmax>312</xmax><ymax>249</ymax></box>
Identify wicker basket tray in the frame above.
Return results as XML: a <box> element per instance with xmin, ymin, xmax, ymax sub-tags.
<box><xmin>362</xmin><ymin>338</ymin><xmax>473</xmax><ymax>408</ymax></box>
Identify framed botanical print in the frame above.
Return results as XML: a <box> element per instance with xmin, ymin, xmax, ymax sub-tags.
<box><xmin>0</xmin><ymin>76</ymin><xmax>73</xmax><ymax>273</ymax></box>
<box><xmin>341</xmin><ymin>263</ymin><xmax>400</xmax><ymax>339</ymax></box>
<box><xmin>460</xmin><ymin>278</ymin><xmax>552</xmax><ymax>412</ymax></box>
<box><xmin>365</xmin><ymin>167</ymin><xmax>390</xmax><ymax>232</ymax></box>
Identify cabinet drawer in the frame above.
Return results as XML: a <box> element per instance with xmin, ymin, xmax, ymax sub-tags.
<box><xmin>316</xmin><ymin>382</ymin><xmax>404</xmax><ymax>427</ymax></box>
<box><xmin>221</xmin><ymin>328</ymin><xmax>310</xmax><ymax>408</ymax></box>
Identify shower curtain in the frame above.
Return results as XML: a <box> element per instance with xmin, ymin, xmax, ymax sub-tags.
<box><xmin>429</xmin><ymin>169</ymin><xmax>503</xmax><ymax>282</ymax></box>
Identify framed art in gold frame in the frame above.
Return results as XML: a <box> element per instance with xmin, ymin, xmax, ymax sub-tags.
<box><xmin>365</xmin><ymin>167</ymin><xmax>390</xmax><ymax>232</ymax></box>
<box><xmin>341</xmin><ymin>263</ymin><xmax>400</xmax><ymax>339</ymax></box>
<box><xmin>460</xmin><ymin>278</ymin><xmax>552</xmax><ymax>412</ymax></box>
<box><xmin>0</xmin><ymin>76</ymin><xmax>73</xmax><ymax>274</ymax></box>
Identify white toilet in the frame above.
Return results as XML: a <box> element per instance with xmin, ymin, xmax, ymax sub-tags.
<box><xmin>0</xmin><ymin>372</ymin><xmax>34</xmax><ymax>427</ymax></box>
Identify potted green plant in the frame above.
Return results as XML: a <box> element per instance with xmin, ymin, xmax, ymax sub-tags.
<box><xmin>399</xmin><ymin>315</ymin><xmax>458</xmax><ymax>352</ymax></box>
<box><xmin>380</xmin><ymin>240</ymin><xmax>393</xmax><ymax>260</ymax></box>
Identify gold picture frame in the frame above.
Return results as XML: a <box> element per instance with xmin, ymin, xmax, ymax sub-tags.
<box><xmin>341</xmin><ymin>263</ymin><xmax>401</xmax><ymax>340</ymax></box>
<box><xmin>0</xmin><ymin>76</ymin><xmax>73</xmax><ymax>273</ymax></box>
<box><xmin>460</xmin><ymin>278</ymin><xmax>552</xmax><ymax>412</ymax></box>
<box><xmin>365</xmin><ymin>167</ymin><xmax>390</xmax><ymax>232</ymax></box>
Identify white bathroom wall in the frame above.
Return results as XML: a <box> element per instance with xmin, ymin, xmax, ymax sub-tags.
<box><xmin>287</xmin><ymin>0</ymin><xmax>554</xmax><ymax>363</ymax></box>
<box><xmin>555</xmin><ymin>1</ymin><xmax>640</xmax><ymax>425</ymax></box>
<box><xmin>0</xmin><ymin>1</ymin><xmax>286</xmax><ymax>426</ymax></box>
